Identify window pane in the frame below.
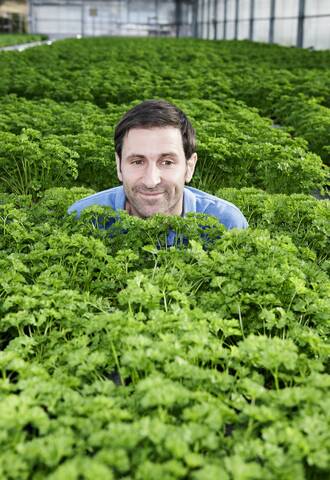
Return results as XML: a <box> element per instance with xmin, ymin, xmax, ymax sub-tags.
<box><xmin>274</xmin><ymin>18</ymin><xmax>297</xmax><ymax>45</ymax></box>
<box><xmin>276</xmin><ymin>0</ymin><xmax>298</xmax><ymax>17</ymax></box>
<box><xmin>254</xmin><ymin>19</ymin><xmax>271</xmax><ymax>42</ymax></box>
<box><xmin>304</xmin><ymin>17</ymin><xmax>330</xmax><ymax>49</ymax></box>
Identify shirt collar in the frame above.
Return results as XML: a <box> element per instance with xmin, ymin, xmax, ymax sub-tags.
<box><xmin>115</xmin><ymin>186</ymin><xmax>126</xmax><ymax>210</ymax></box>
<box><xmin>183</xmin><ymin>187</ymin><xmax>196</xmax><ymax>216</ymax></box>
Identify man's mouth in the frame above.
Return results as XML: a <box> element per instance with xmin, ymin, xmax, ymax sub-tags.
<box><xmin>139</xmin><ymin>191</ymin><xmax>164</xmax><ymax>197</ymax></box>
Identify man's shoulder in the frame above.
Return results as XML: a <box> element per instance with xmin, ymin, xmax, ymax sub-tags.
<box><xmin>184</xmin><ymin>186</ymin><xmax>248</xmax><ymax>229</ymax></box>
<box><xmin>67</xmin><ymin>186</ymin><xmax>125</xmax><ymax>217</ymax></box>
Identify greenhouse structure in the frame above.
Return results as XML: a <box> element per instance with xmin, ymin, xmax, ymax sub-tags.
<box><xmin>26</xmin><ymin>0</ymin><xmax>330</xmax><ymax>49</ymax></box>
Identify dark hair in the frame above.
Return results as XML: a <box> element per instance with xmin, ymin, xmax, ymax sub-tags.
<box><xmin>114</xmin><ymin>99</ymin><xmax>196</xmax><ymax>160</ymax></box>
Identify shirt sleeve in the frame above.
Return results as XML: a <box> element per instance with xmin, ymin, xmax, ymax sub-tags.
<box><xmin>205</xmin><ymin>201</ymin><xmax>248</xmax><ymax>230</ymax></box>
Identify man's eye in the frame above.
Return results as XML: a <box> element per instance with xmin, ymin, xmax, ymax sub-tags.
<box><xmin>162</xmin><ymin>160</ymin><xmax>174</xmax><ymax>166</ymax></box>
<box><xmin>132</xmin><ymin>159</ymin><xmax>144</xmax><ymax>165</ymax></box>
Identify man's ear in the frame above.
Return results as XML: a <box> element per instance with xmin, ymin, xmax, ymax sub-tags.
<box><xmin>185</xmin><ymin>153</ymin><xmax>197</xmax><ymax>183</ymax></box>
<box><xmin>115</xmin><ymin>153</ymin><xmax>123</xmax><ymax>182</ymax></box>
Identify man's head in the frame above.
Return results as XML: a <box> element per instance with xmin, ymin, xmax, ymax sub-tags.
<box><xmin>114</xmin><ymin>99</ymin><xmax>197</xmax><ymax>218</ymax></box>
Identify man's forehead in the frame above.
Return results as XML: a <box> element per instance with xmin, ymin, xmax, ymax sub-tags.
<box><xmin>122</xmin><ymin>126</ymin><xmax>184</xmax><ymax>154</ymax></box>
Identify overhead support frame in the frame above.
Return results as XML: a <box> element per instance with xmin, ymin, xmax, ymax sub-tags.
<box><xmin>234</xmin><ymin>0</ymin><xmax>239</xmax><ymax>40</ymax></box>
<box><xmin>213</xmin><ymin>0</ymin><xmax>218</xmax><ymax>40</ymax></box>
<box><xmin>27</xmin><ymin>0</ymin><xmax>34</xmax><ymax>33</ymax></box>
<box><xmin>249</xmin><ymin>0</ymin><xmax>255</xmax><ymax>41</ymax></box>
<box><xmin>297</xmin><ymin>0</ymin><xmax>305</xmax><ymax>48</ymax></box>
<box><xmin>223</xmin><ymin>0</ymin><xmax>228</xmax><ymax>40</ymax></box>
<box><xmin>192</xmin><ymin>0</ymin><xmax>198</xmax><ymax>38</ymax></box>
<box><xmin>201</xmin><ymin>0</ymin><xmax>206</xmax><ymax>38</ymax></box>
<box><xmin>207</xmin><ymin>0</ymin><xmax>211</xmax><ymax>39</ymax></box>
<box><xmin>269</xmin><ymin>0</ymin><xmax>276</xmax><ymax>43</ymax></box>
<box><xmin>175</xmin><ymin>0</ymin><xmax>182</xmax><ymax>37</ymax></box>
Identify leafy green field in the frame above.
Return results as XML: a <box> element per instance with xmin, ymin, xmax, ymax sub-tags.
<box><xmin>0</xmin><ymin>34</ymin><xmax>46</xmax><ymax>48</ymax></box>
<box><xmin>0</xmin><ymin>38</ymin><xmax>329</xmax><ymax>479</ymax></box>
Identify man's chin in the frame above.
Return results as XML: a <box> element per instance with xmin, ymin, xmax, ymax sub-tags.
<box><xmin>139</xmin><ymin>206</ymin><xmax>167</xmax><ymax>218</ymax></box>
<box><xmin>125</xmin><ymin>194</ymin><xmax>181</xmax><ymax>218</ymax></box>
<box><xmin>127</xmin><ymin>196</ymin><xmax>166</xmax><ymax>217</ymax></box>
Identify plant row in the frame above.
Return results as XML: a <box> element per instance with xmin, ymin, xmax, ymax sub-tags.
<box><xmin>0</xmin><ymin>37</ymin><xmax>329</xmax><ymax>480</ymax></box>
<box><xmin>0</xmin><ymin>38</ymin><xmax>328</xmax><ymax>163</ymax></box>
<box><xmin>0</xmin><ymin>96</ymin><xmax>327</xmax><ymax>198</ymax></box>
<box><xmin>0</xmin><ymin>187</ymin><xmax>329</xmax><ymax>479</ymax></box>
<box><xmin>0</xmin><ymin>34</ymin><xmax>46</xmax><ymax>48</ymax></box>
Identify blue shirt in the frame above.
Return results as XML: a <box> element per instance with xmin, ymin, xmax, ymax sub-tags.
<box><xmin>67</xmin><ymin>185</ymin><xmax>248</xmax><ymax>230</ymax></box>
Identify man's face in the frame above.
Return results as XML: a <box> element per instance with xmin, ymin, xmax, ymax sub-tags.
<box><xmin>115</xmin><ymin>127</ymin><xmax>197</xmax><ymax>218</ymax></box>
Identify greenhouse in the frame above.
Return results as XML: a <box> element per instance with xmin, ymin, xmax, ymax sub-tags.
<box><xmin>24</xmin><ymin>0</ymin><xmax>330</xmax><ymax>48</ymax></box>
<box><xmin>0</xmin><ymin>1</ymin><xmax>329</xmax><ymax>479</ymax></box>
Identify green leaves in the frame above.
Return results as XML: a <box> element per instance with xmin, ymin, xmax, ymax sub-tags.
<box><xmin>217</xmin><ymin>187</ymin><xmax>330</xmax><ymax>264</ymax></box>
<box><xmin>0</xmin><ymin>129</ymin><xmax>78</xmax><ymax>198</ymax></box>
<box><xmin>0</xmin><ymin>37</ymin><xmax>329</xmax><ymax>479</ymax></box>
<box><xmin>0</xmin><ymin>39</ymin><xmax>329</xmax><ymax>194</ymax></box>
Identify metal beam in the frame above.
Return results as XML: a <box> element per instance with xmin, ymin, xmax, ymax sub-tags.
<box><xmin>297</xmin><ymin>0</ymin><xmax>305</xmax><ymax>48</ymax></box>
<box><xmin>249</xmin><ymin>0</ymin><xmax>254</xmax><ymax>40</ymax></box>
<box><xmin>269</xmin><ymin>0</ymin><xmax>275</xmax><ymax>43</ymax></box>
<box><xmin>234</xmin><ymin>0</ymin><xmax>239</xmax><ymax>40</ymax></box>
<box><xmin>155</xmin><ymin>0</ymin><xmax>159</xmax><ymax>19</ymax></box>
<box><xmin>207</xmin><ymin>0</ymin><xmax>211</xmax><ymax>39</ymax></box>
<box><xmin>81</xmin><ymin>0</ymin><xmax>85</xmax><ymax>37</ymax></box>
<box><xmin>192</xmin><ymin>0</ymin><xmax>198</xmax><ymax>38</ymax></box>
<box><xmin>197</xmin><ymin>0</ymin><xmax>201</xmax><ymax>37</ymax></box>
<box><xmin>201</xmin><ymin>0</ymin><xmax>206</xmax><ymax>38</ymax></box>
<box><xmin>27</xmin><ymin>0</ymin><xmax>34</xmax><ymax>34</ymax></box>
<box><xmin>175</xmin><ymin>0</ymin><xmax>182</xmax><ymax>38</ymax></box>
<box><xmin>224</xmin><ymin>0</ymin><xmax>228</xmax><ymax>39</ymax></box>
<box><xmin>213</xmin><ymin>0</ymin><xmax>218</xmax><ymax>40</ymax></box>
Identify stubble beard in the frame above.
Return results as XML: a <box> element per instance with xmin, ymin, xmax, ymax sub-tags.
<box><xmin>124</xmin><ymin>184</ymin><xmax>182</xmax><ymax>218</ymax></box>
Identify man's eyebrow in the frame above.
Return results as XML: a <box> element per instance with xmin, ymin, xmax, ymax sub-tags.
<box><xmin>126</xmin><ymin>154</ymin><xmax>146</xmax><ymax>160</ymax></box>
<box><xmin>126</xmin><ymin>152</ymin><xmax>179</xmax><ymax>160</ymax></box>
<box><xmin>159</xmin><ymin>152</ymin><xmax>179</xmax><ymax>159</ymax></box>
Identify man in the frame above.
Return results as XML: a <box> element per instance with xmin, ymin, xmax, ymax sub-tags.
<box><xmin>68</xmin><ymin>99</ymin><xmax>248</xmax><ymax>230</ymax></box>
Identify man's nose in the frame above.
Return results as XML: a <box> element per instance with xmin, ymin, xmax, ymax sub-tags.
<box><xmin>142</xmin><ymin>163</ymin><xmax>161</xmax><ymax>188</ymax></box>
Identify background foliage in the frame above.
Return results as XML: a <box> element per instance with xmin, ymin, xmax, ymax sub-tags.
<box><xmin>0</xmin><ymin>38</ymin><xmax>329</xmax><ymax>479</ymax></box>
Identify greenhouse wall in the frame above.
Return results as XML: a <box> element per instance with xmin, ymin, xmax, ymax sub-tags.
<box><xmin>27</xmin><ymin>0</ymin><xmax>330</xmax><ymax>49</ymax></box>
<box><xmin>28</xmin><ymin>0</ymin><xmax>194</xmax><ymax>38</ymax></box>
<box><xmin>196</xmin><ymin>0</ymin><xmax>330</xmax><ymax>50</ymax></box>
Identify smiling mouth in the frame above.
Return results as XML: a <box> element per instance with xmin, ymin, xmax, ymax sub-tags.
<box><xmin>139</xmin><ymin>191</ymin><xmax>164</xmax><ymax>197</ymax></box>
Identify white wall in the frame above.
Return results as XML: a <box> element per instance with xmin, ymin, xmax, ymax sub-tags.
<box><xmin>29</xmin><ymin>0</ymin><xmax>330</xmax><ymax>49</ymax></box>
<box><xmin>197</xmin><ymin>0</ymin><xmax>330</xmax><ymax>50</ymax></box>
<box><xmin>30</xmin><ymin>0</ymin><xmax>181</xmax><ymax>38</ymax></box>
<box><xmin>32</xmin><ymin>4</ymin><xmax>82</xmax><ymax>36</ymax></box>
